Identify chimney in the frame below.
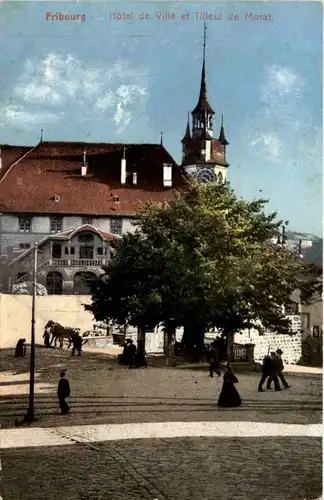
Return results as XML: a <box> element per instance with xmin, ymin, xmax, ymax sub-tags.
<box><xmin>81</xmin><ymin>148</ymin><xmax>88</xmax><ymax>176</ymax></box>
<box><xmin>163</xmin><ymin>163</ymin><xmax>172</xmax><ymax>187</ymax></box>
<box><xmin>121</xmin><ymin>148</ymin><xmax>126</xmax><ymax>184</ymax></box>
<box><xmin>133</xmin><ymin>172</ymin><xmax>137</xmax><ymax>185</ymax></box>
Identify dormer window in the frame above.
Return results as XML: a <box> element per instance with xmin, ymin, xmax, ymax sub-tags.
<box><xmin>54</xmin><ymin>195</ymin><xmax>61</xmax><ymax>202</ymax></box>
<box><xmin>18</xmin><ymin>215</ymin><xmax>32</xmax><ymax>232</ymax></box>
<box><xmin>111</xmin><ymin>195</ymin><xmax>119</xmax><ymax>203</ymax></box>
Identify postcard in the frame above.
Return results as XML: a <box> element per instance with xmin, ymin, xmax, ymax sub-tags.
<box><xmin>0</xmin><ymin>1</ymin><xmax>322</xmax><ymax>499</ymax></box>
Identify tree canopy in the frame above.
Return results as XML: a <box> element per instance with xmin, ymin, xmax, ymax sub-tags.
<box><xmin>86</xmin><ymin>181</ymin><xmax>321</xmax><ymax>348</ymax></box>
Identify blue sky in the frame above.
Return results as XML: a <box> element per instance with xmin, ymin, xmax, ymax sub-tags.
<box><xmin>0</xmin><ymin>1</ymin><xmax>322</xmax><ymax>235</ymax></box>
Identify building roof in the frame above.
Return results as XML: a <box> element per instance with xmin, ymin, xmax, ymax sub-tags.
<box><xmin>9</xmin><ymin>224</ymin><xmax>121</xmax><ymax>264</ymax></box>
<box><xmin>0</xmin><ymin>141</ymin><xmax>186</xmax><ymax>215</ymax></box>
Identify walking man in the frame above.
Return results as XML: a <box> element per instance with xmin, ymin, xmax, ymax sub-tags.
<box><xmin>258</xmin><ymin>352</ymin><xmax>281</xmax><ymax>392</ymax></box>
<box><xmin>72</xmin><ymin>334</ymin><xmax>82</xmax><ymax>356</ymax></box>
<box><xmin>57</xmin><ymin>370</ymin><xmax>71</xmax><ymax>415</ymax></box>
<box><xmin>267</xmin><ymin>349</ymin><xmax>291</xmax><ymax>389</ymax></box>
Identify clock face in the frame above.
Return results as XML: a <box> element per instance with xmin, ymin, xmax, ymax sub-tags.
<box><xmin>196</xmin><ymin>167</ymin><xmax>217</xmax><ymax>183</ymax></box>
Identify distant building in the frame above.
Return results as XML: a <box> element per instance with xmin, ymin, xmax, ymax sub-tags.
<box><xmin>0</xmin><ymin>142</ymin><xmax>186</xmax><ymax>292</ymax></box>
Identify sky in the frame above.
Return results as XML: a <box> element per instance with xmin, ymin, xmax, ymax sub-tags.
<box><xmin>0</xmin><ymin>1</ymin><xmax>322</xmax><ymax>236</ymax></box>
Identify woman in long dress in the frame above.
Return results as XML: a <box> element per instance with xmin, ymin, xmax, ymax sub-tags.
<box><xmin>217</xmin><ymin>362</ymin><xmax>242</xmax><ymax>407</ymax></box>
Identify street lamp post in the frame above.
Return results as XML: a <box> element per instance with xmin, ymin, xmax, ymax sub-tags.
<box><xmin>25</xmin><ymin>242</ymin><xmax>38</xmax><ymax>424</ymax></box>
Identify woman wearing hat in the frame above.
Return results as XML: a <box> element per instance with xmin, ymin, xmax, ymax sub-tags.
<box><xmin>217</xmin><ymin>362</ymin><xmax>242</xmax><ymax>407</ymax></box>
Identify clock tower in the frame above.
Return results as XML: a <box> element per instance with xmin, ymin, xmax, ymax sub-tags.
<box><xmin>181</xmin><ymin>24</ymin><xmax>229</xmax><ymax>183</ymax></box>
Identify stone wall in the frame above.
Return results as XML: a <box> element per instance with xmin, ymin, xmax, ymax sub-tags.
<box><xmin>0</xmin><ymin>293</ymin><xmax>94</xmax><ymax>348</ymax></box>
<box><xmin>234</xmin><ymin>315</ymin><xmax>302</xmax><ymax>364</ymax></box>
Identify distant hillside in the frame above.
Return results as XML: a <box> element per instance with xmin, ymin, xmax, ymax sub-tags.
<box><xmin>287</xmin><ymin>231</ymin><xmax>321</xmax><ymax>242</ymax></box>
<box><xmin>303</xmin><ymin>239</ymin><xmax>323</xmax><ymax>267</ymax></box>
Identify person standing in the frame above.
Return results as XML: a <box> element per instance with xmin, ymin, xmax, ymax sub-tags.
<box><xmin>217</xmin><ymin>362</ymin><xmax>241</xmax><ymax>407</ymax></box>
<box><xmin>128</xmin><ymin>339</ymin><xmax>137</xmax><ymax>368</ymax></box>
<box><xmin>43</xmin><ymin>327</ymin><xmax>51</xmax><ymax>348</ymax></box>
<box><xmin>267</xmin><ymin>349</ymin><xmax>291</xmax><ymax>389</ymax></box>
<box><xmin>57</xmin><ymin>370</ymin><xmax>71</xmax><ymax>415</ymax></box>
<box><xmin>209</xmin><ymin>341</ymin><xmax>221</xmax><ymax>378</ymax></box>
<box><xmin>72</xmin><ymin>334</ymin><xmax>82</xmax><ymax>356</ymax></box>
<box><xmin>14</xmin><ymin>338</ymin><xmax>26</xmax><ymax>357</ymax></box>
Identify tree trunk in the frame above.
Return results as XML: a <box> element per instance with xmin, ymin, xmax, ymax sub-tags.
<box><xmin>226</xmin><ymin>332</ymin><xmax>234</xmax><ymax>361</ymax></box>
<box><xmin>164</xmin><ymin>325</ymin><xmax>176</xmax><ymax>366</ymax></box>
<box><xmin>137</xmin><ymin>327</ymin><xmax>146</xmax><ymax>356</ymax></box>
<box><xmin>181</xmin><ymin>324</ymin><xmax>205</xmax><ymax>362</ymax></box>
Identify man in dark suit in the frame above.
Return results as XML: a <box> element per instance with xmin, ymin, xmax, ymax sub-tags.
<box><xmin>57</xmin><ymin>370</ymin><xmax>71</xmax><ymax>414</ymax></box>
<box><xmin>258</xmin><ymin>352</ymin><xmax>281</xmax><ymax>392</ymax></box>
<box><xmin>267</xmin><ymin>349</ymin><xmax>291</xmax><ymax>389</ymax></box>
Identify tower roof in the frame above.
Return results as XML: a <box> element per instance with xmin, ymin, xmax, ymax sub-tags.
<box><xmin>192</xmin><ymin>24</ymin><xmax>215</xmax><ymax>116</ymax></box>
<box><xmin>181</xmin><ymin>112</ymin><xmax>191</xmax><ymax>143</ymax></box>
<box><xmin>218</xmin><ymin>114</ymin><xmax>229</xmax><ymax>145</ymax></box>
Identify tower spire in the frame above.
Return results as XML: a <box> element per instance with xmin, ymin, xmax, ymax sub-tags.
<box><xmin>192</xmin><ymin>23</ymin><xmax>214</xmax><ymax>126</ymax></box>
<box><xmin>203</xmin><ymin>22</ymin><xmax>207</xmax><ymax>65</ymax></box>
<box><xmin>160</xmin><ymin>131</ymin><xmax>163</xmax><ymax>146</ymax></box>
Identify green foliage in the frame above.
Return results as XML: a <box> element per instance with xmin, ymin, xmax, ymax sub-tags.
<box><xmin>86</xmin><ymin>180</ymin><xmax>321</xmax><ymax>337</ymax></box>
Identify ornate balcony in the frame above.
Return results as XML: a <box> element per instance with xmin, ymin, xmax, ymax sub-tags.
<box><xmin>42</xmin><ymin>258</ymin><xmax>107</xmax><ymax>268</ymax></box>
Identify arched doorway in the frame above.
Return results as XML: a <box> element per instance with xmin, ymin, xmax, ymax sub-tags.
<box><xmin>46</xmin><ymin>271</ymin><xmax>63</xmax><ymax>295</ymax></box>
<box><xmin>73</xmin><ymin>271</ymin><xmax>96</xmax><ymax>295</ymax></box>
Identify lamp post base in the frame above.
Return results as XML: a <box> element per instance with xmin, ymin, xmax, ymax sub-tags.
<box><xmin>24</xmin><ymin>411</ymin><xmax>35</xmax><ymax>424</ymax></box>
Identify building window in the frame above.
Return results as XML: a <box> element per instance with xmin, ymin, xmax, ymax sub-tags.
<box><xmin>97</xmin><ymin>248</ymin><xmax>104</xmax><ymax>256</ymax></box>
<box><xmin>52</xmin><ymin>243</ymin><xmax>62</xmax><ymax>259</ymax></box>
<box><xmin>73</xmin><ymin>271</ymin><xmax>96</xmax><ymax>295</ymax></box>
<box><xmin>17</xmin><ymin>272</ymin><xmax>28</xmax><ymax>282</ymax></box>
<box><xmin>78</xmin><ymin>233</ymin><xmax>94</xmax><ymax>243</ymax></box>
<box><xmin>19</xmin><ymin>243</ymin><xmax>30</xmax><ymax>250</ymax></box>
<box><xmin>18</xmin><ymin>216</ymin><xmax>32</xmax><ymax>232</ymax></box>
<box><xmin>82</xmin><ymin>217</ymin><xmax>93</xmax><ymax>226</ymax></box>
<box><xmin>71</xmin><ymin>247</ymin><xmax>75</xmax><ymax>255</ymax></box>
<box><xmin>313</xmin><ymin>326</ymin><xmax>320</xmax><ymax>338</ymax></box>
<box><xmin>50</xmin><ymin>216</ymin><xmax>63</xmax><ymax>233</ymax></box>
<box><xmin>110</xmin><ymin>218</ymin><xmax>123</xmax><ymax>235</ymax></box>
<box><xmin>46</xmin><ymin>271</ymin><xmax>63</xmax><ymax>295</ymax></box>
<box><xmin>300</xmin><ymin>313</ymin><xmax>310</xmax><ymax>332</ymax></box>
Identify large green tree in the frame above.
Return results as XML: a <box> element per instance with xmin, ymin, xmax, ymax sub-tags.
<box><xmin>86</xmin><ymin>181</ymin><xmax>321</xmax><ymax>358</ymax></box>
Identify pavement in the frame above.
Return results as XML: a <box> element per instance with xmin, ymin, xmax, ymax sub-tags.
<box><xmin>0</xmin><ymin>346</ymin><xmax>322</xmax><ymax>499</ymax></box>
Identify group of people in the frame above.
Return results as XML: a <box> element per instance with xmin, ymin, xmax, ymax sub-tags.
<box><xmin>119</xmin><ymin>338</ymin><xmax>147</xmax><ymax>369</ymax></box>
<box><xmin>258</xmin><ymin>349</ymin><xmax>291</xmax><ymax>392</ymax></box>
<box><xmin>208</xmin><ymin>342</ymin><xmax>291</xmax><ymax>408</ymax></box>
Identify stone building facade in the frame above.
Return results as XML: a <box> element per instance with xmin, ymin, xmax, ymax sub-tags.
<box><xmin>9</xmin><ymin>225</ymin><xmax>121</xmax><ymax>295</ymax></box>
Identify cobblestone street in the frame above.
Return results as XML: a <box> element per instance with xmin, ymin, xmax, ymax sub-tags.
<box><xmin>0</xmin><ymin>347</ymin><xmax>322</xmax><ymax>500</ymax></box>
<box><xmin>2</xmin><ymin>437</ymin><xmax>322</xmax><ymax>500</ymax></box>
<box><xmin>0</xmin><ymin>347</ymin><xmax>322</xmax><ymax>428</ymax></box>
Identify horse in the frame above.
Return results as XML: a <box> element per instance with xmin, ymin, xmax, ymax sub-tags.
<box><xmin>44</xmin><ymin>320</ymin><xmax>80</xmax><ymax>348</ymax></box>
